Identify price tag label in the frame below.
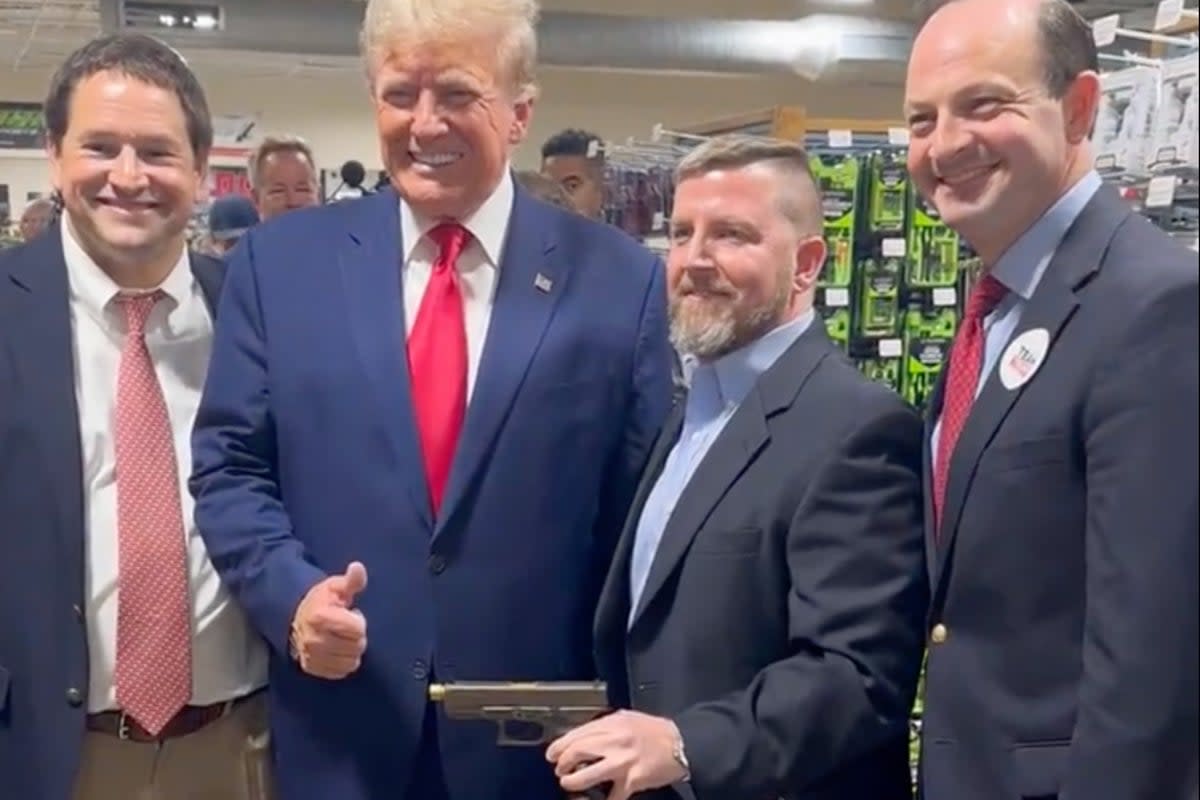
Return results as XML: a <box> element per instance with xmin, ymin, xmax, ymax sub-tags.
<box><xmin>879</xmin><ymin>339</ymin><xmax>903</xmax><ymax>358</ymax></box>
<box><xmin>1155</xmin><ymin>0</ymin><xmax>1183</xmax><ymax>30</ymax></box>
<box><xmin>827</xmin><ymin>129</ymin><xmax>853</xmax><ymax>148</ymax></box>
<box><xmin>1146</xmin><ymin>175</ymin><xmax>1178</xmax><ymax>208</ymax></box>
<box><xmin>932</xmin><ymin>287</ymin><xmax>958</xmax><ymax>307</ymax></box>
<box><xmin>887</xmin><ymin>127</ymin><xmax>910</xmax><ymax>146</ymax></box>
<box><xmin>824</xmin><ymin>288</ymin><xmax>851</xmax><ymax>308</ymax></box>
<box><xmin>1092</xmin><ymin>14</ymin><xmax>1119</xmax><ymax>47</ymax></box>
<box><xmin>882</xmin><ymin>238</ymin><xmax>907</xmax><ymax>258</ymax></box>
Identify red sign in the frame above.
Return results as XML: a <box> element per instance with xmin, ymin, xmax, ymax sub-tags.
<box><xmin>211</xmin><ymin>168</ymin><xmax>252</xmax><ymax>198</ymax></box>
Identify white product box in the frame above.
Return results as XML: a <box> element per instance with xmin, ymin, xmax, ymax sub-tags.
<box><xmin>1095</xmin><ymin>67</ymin><xmax>1160</xmax><ymax>177</ymax></box>
<box><xmin>1147</xmin><ymin>55</ymin><xmax>1199</xmax><ymax>171</ymax></box>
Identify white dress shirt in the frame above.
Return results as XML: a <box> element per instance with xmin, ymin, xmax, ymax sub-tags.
<box><xmin>400</xmin><ymin>169</ymin><xmax>514</xmax><ymax>397</ymax></box>
<box><xmin>62</xmin><ymin>218</ymin><xmax>268</xmax><ymax>713</ymax></box>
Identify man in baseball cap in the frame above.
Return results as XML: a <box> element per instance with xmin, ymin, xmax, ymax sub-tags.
<box><xmin>208</xmin><ymin>194</ymin><xmax>259</xmax><ymax>255</ymax></box>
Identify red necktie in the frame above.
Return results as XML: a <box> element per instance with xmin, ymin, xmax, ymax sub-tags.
<box><xmin>113</xmin><ymin>291</ymin><xmax>192</xmax><ymax>735</ymax></box>
<box><xmin>933</xmin><ymin>274</ymin><xmax>1009</xmax><ymax>535</ymax></box>
<box><xmin>408</xmin><ymin>223</ymin><xmax>470</xmax><ymax>515</ymax></box>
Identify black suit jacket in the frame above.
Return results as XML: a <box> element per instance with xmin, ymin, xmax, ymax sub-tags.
<box><xmin>920</xmin><ymin>185</ymin><xmax>1199</xmax><ymax>800</ymax></box>
<box><xmin>595</xmin><ymin>323</ymin><xmax>928</xmax><ymax>800</ymax></box>
<box><xmin>0</xmin><ymin>224</ymin><xmax>224</xmax><ymax>800</ymax></box>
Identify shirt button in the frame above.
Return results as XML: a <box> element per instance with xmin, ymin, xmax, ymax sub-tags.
<box><xmin>66</xmin><ymin>687</ymin><xmax>83</xmax><ymax>707</ymax></box>
<box><xmin>930</xmin><ymin>624</ymin><xmax>949</xmax><ymax>645</ymax></box>
<box><xmin>72</xmin><ymin>604</ymin><xmax>84</xmax><ymax>621</ymax></box>
<box><xmin>428</xmin><ymin>555</ymin><xmax>447</xmax><ymax>575</ymax></box>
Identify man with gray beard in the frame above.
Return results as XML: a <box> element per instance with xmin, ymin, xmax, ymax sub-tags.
<box><xmin>548</xmin><ymin>134</ymin><xmax>928</xmax><ymax>800</ymax></box>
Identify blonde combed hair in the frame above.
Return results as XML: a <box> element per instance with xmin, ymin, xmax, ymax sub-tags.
<box><xmin>360</xmin><ymin>0</ymin><xmax>540</xmax><ymax>98</ymax></box>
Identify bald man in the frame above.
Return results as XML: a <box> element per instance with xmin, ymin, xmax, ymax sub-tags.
<box><xmin>904</xmin><ymin>2</ymin><xmax>1198</xmax><ymax>799</ymax></box>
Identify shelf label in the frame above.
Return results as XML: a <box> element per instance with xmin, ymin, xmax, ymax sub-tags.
<box><xmin>1146</xmin><ymin>175</ymin><xmax>1178</xmax><ymax>208</ymax></box>
<box><xmin>1092</xmin><ymin>14</ymin><xmax>1119</xmax><ymax>47</ymax></box>
<box><xmin>1155</xmin><ymin>0</ymin><xmax>1183</xmax><ymax>30</ymax></box>
<box><xmin>932</xmin><ymin>287</ymin><xmax>958</xmax><ymax>307</ymax></box>
<box><xmin>824</xmin><ymin>287</ymin><xmax>851</xmax><ymax>307</ymax></box>
<box><xmin>827</xmin><ymin>129</ymin><xmax>853</xmax><ymax>148</ymax></box>
<box><xmin>879</xmin><ymin>339</ymin><xmax>903</xmax><ymax>358</ymax></box>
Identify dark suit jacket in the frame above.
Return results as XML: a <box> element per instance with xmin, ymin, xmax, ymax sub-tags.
<box><xmin>0</xmin><ymin>226</ymin><xmax>223</xmax><ymax>800</ymax></box>
<box><xmin>594</xmin><ymin>322</ymin><xmax>928</xmax><ymax>800</ymax></box>
<box><xmin>920</xmin><ymin>185</ymin><xmax>1199</xmax><ymax>800</ymax></box>
<box><xmin>188</xmin><ymin>184</ymin><xmax>674</xmax><ymax>800</ymax></box>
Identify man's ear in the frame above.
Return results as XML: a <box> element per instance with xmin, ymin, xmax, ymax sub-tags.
<box><xmin>1064</xmin><ymin>70</ymin><xmax>1102</xmax><ymax>144</ymax></box>
<box><xmin>794</xmin><ymin>236</ymin><xmax>827</xmax><ymax>291</ymax></box>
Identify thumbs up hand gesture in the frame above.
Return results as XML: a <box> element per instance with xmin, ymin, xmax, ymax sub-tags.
<box><xmin>289</xmin><ymin>562</ymin><xmax>369</xmax><ymax>680</ymax></box>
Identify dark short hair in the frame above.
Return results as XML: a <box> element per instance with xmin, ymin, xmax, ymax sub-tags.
<box><xmin>540</xmin><ymin>128</ymin><xmax>604</xmax><ymax>165</ymax></box>
<box><xmin>514</xmin><ymin>170</ymin><xmax>576</xmax><ymax>211</ymax></box>
<box><xmin>44</xmin><ymin>33</ymin><xmax>214</xmax><ymax>159</ymax></box>
<box><xmin>915</xmin><ymin>0</ymin><xmax>1098</xmax><ymax>97</ymax></box>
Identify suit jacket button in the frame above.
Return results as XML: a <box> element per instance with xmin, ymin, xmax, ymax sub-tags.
<box><xmin>412</xmin><ymin>660</ymin><xmax>429</xmax><ymax>680</ymax></box>
<box><xmin>428</xmin><ymin>555</ymin><xmax>447</xmax><ymax>575</ymax></box>
<box><xmin>65</xmin><ymin>687</ymin><xmax>83</xmax><ymax>707</ymax></box>
<box><xmin>930</xmin><ymin>624</ymin><xmax>949</xmax><ymax>645</ymax></box>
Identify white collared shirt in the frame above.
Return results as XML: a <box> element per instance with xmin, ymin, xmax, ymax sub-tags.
<box><xmin>62</xmin><ymin>217</ymin><xmax>267</xmax><ymax>713</ymax></box>
<box><xmin>400</xmin><ymin>169</ymin><xmax>514</xmax><ymax>397</ymax></box>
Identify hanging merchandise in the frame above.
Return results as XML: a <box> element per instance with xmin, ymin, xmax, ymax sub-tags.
<box><xmin>1095</xmin><ymin>66</ymin><xmax>1161</xmax><ymax>177</ymax></box>
<box><xmin>595</xmin><ymin>139</ymin><xmax>688</xmax><ymax>242</ymax></box>
<box><xmin>1150</xmin><ymin>54</ymin><xmax>1200</xmax><ymax>171</ymax></box>
<box><xmin>1091</xmin><ymin>8</ymin><xmax>1200</xmax><ymax>253</ymax></box>
<box><xmin>809</xmin><ymin>153</ymin><xmax>859</xmax><ymax>288</ymax></box>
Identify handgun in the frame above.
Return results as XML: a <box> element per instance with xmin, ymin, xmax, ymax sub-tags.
<box><xmin>429</xmin><ymin>681</ymin><xmax>611</xmax><ymax>800</ymax></box>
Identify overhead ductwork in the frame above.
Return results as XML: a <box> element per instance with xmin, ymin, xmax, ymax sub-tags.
<box><xmin>100</xmin><ymin>0</ymin><xmax>915</xmax><ymax>79</ymax></box>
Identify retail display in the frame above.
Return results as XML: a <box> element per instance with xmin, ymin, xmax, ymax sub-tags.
<box><xmin>1095</xmin><ymin>66</ymin><xmax>1160</xmax><ymax>177</ymax></box>
<box><xmin>1093</xmin><ymin>14</ymin><xmax>1199</xmax><ymax>252</ymax></box>
<box><xmin>1150</xmin><ymin>54</ymin><xmax>1200</xmax><ymax>171</ymax></box>
<box><xmin>805</xmin><ymin>139</ymin><xmax>966</xmax><ymax>410</ymax></box>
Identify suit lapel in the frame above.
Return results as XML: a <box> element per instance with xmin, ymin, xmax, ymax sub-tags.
<box><xmin>339</xmin><ymin>188</ymin><xmax>434</xmax><ymax>529</ymax></box>
<box><xmin>595</xmin><ymin>391</ymin><xmax>686</xmax><ymax>645</ymax></box>
<box><xmin>2</xmin><ymin>226</ymin><xmax>86</xmax><ymax>591</ymax></box>
<box><xmin>628</xmin><ymin>324</ymin><xmax>833</xmax><ymax>630</ymax></box>
<box><xmin>935</xmin><ymin>185</ymin><xmax>1131</xmax><ymax>578</ymax></box>
<box><xmin>435</xmin><ymin>189</ymin><xmax>567</xmax><ymax>534</ymax></box>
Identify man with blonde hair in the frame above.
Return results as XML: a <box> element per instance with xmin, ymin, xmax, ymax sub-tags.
<box><xmin>548</xmin><ymin>134</ymin><xmax>926</xmax><ymax>800</ymax></box>
<box><xmin>190</xmin><ymin>0</ymin><xmax>674</xmax><ymax>799</ymax></box>
<box><xmin>247</xmin><ymin>134</ymin><xmax>319</xmax><ymax>220</ymax></box>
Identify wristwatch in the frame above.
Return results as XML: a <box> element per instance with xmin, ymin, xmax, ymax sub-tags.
<box><xmin>671</xmin><ymin>723</ymin><xmax>691</xmax><ymax>782</ymax></box>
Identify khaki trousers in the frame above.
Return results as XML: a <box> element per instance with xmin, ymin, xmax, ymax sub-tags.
<box><xmin>72</xmin><ymin>693</ymin><xmax>275</xmax><ymax>800</ymax></box>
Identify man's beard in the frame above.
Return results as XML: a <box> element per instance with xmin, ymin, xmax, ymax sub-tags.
<box><xmin>669</xmin><ymin>270</ymin><xmax>792</xmax><ymax>362</ymax></box>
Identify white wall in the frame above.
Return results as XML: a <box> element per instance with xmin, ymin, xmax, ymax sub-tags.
<box><xmin>0</xmin><ymin>64</ymin><xmax>904</xmax><ymax>215</ymax></box>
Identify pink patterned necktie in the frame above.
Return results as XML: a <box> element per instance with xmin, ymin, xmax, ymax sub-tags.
<box><xmin>113</xmin><ymin>291</ymin><xmax>192</xmax><ymax>735</ymax></box>
<box><xmin>933</xmin><ymin>274</ymin><xmax>1009</xmax><ymax>537</ymax></box>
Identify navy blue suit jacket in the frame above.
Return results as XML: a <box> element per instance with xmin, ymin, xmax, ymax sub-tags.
<box><xmin>919</xmin><ymin>186</ymin><xmax>1199</xmax><ymax>799</ymax></box>
<box><xmin>189</xmin><ymin>183</ymin><xmax>674</xmax><ymax>800</ymax></box>
<box><xmin>0</xmin><ymin>227</ymin><xmax>223</xmax><ymax>800</ymax></box>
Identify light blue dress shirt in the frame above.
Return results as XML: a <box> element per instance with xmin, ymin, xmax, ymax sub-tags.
<box><xmin>931</xmin><ymin>171</ymin><xmax>1102</xmax><ymax>468</ymax></box>
<box><xmin>627</xmin><ymin>310</ymin><xmax>815</xmax><ymax>626</ymax></box>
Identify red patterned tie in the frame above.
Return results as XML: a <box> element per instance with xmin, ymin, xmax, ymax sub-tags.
<box><xmin>113</xmin><ymin>291</ymin><xmax>192</xmax><ymax>735</ymax></box>
<box><xmin>408</xmin><ymin>223</ymin><xmax>470</xmax><ymax>515</ymax></box>
<box><xmin>933</xmin><ymin>274</ymin><xmax>1009</xmax><ymax>535</ymax></box>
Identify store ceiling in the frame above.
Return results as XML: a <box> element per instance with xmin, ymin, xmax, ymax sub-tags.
<box><xmin>0</xmin><ymin>0</ymin><xmax>1183</xmax><ymax>81</ymax></box>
